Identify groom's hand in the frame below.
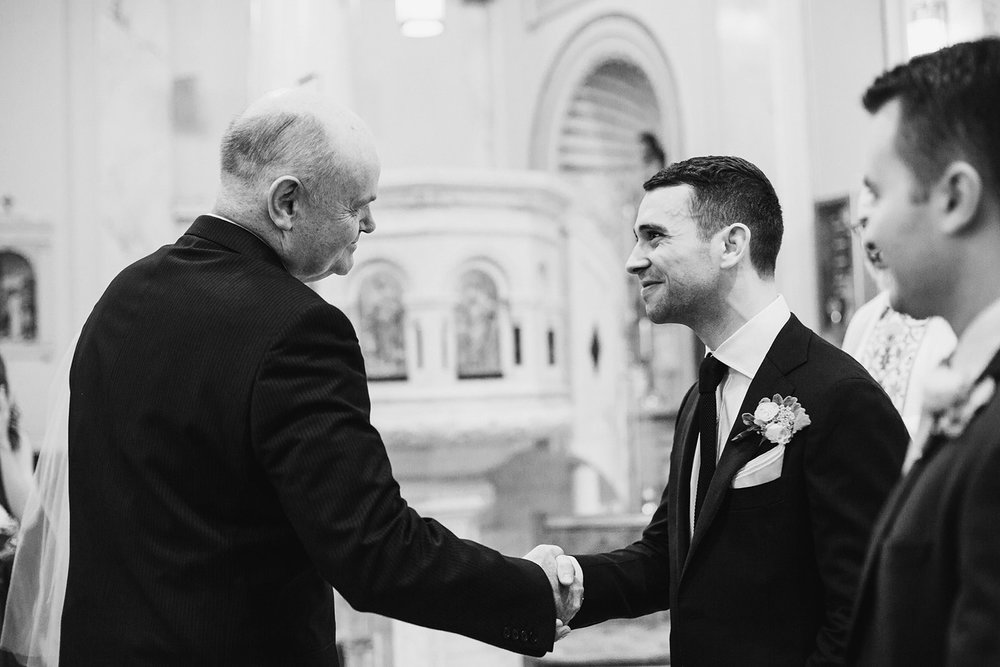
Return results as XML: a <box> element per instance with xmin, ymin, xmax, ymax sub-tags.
<box><xmin>523</xmin><ymin>544</ymin><xmax>584</xmax><ymax>641</ymax></box>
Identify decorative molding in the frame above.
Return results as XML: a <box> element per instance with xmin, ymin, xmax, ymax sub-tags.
<box><xmin>376</xmin><ymin>169</ymin><xmax>573</xmax><ymax>220</ymax></box>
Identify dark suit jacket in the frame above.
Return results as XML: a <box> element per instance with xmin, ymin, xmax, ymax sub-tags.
<box><xmin>572</xmin><ymin>315</ymin><xmax>908</xmax><ymax>666</ymax></box>
<box><xmin>60</xmin><ymin>216</ymin><xmax>555</xmax><ymax>666</ymax></box>
<box><xmin>846</xmin><ymin>349</ymin><xmax>1000</xmax><ymax>666</ymax></box>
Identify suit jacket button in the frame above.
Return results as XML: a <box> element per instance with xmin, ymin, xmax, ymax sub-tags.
<box><xmin>529</xmin><ymin>632</ymin><xmax>537</xmax><ymax>643</ymax></box>
<box><xmin>503</xmin><ymin>627</ymin><xmax>511</xmax><ymax>640</ymax></box>
<box><xmin>520</xmin><ymin>630</ymin><xmax>528</xmax><ymax>641</ymax></box>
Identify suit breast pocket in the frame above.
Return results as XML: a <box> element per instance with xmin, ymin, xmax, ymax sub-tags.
<box><xmin>727</xmin><ymin>477</ymin><xmax>787</xmax><ymax>510</ymax></box>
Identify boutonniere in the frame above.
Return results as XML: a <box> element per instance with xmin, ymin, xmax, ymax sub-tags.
<box><xmin>732</xmin><ymin>394</ymin><xmax>811</xmax><ymax>446</ymax></box>
<box><xmin>923</xmin><ymin>365</ymin><xmax>997</xmax><ymax>439</ymax></box>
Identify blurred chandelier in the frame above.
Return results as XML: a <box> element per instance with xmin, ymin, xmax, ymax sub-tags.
<box><xmin>906</xmin><ymin>0</ymin><xmax>948</xmax><ymax>57</ymax></box>
<box><xmin>395</xmin><ymin>0</ymin><xmax>445</xmax><ymax>38</ymax></box>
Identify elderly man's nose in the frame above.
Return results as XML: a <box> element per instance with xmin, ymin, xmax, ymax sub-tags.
<box><xmin>361</xmin><ymin>208</ymin><xmax>375</xmax><ymax>233</ymax></box>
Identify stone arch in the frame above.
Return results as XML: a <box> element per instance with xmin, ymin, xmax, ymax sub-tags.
<box><xmin>531</xmin><ymin>13</ymin><xmax>683</xmax><ymax>173</ymax></box>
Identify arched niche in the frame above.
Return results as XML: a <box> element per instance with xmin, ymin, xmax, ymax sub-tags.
<box><xmin>353</xmin><ymin>263</ymin><xmax>409</xmax><ymax>381</ymax></box>
<box><xmin>454</xmin><ymin>262</ymin><xmax>508</xmax><ymax>380</ymax></box>
<box><xmin>531</xmin><ymin>13</ymin><xmax>684</xmax><ymax>173</ymax></box>
<box><xmin>0</xmin><ymin>250</ymin><xmax>37</xmax><ymax>342</ymax></box>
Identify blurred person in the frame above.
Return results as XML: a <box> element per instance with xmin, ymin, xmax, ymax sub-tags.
<box><xmin>0</xmin><ymin>355</ymin><xmax>35</xmax><ymax>522</ymax></box>
<box><xmin>2</xmin><ymin>89</ymin><xmax>581</xmax><ymax>667</ymax></box>
<box><xmin>535</xmin><ymin>156</ymin><xmax>908</xmax><ymax>666</ymax></box>
<box><xmin>841</xmin><ymin>228</ymin><xmax>956</xmax><ymax>471</ymax></box>
<box><xmin>0</xmin><ymin>352</ymin><xmax>36</xmax><ymax>667</ymax></box>
<box><xmin>846</xmin><ymin>37</ymin><xmax>1000</xmax><ymax>666</ymax></box>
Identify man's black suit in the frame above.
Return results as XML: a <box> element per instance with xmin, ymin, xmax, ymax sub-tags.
<box><xmin>846</xmin><ymin>350</ymin><xmax>1000</xmax><ymax>666</ymax></box>
<box><xmin>60</xmin><ymin>216</ymin><xmax>554</xmax><ymax>666</ymax></box>
<box><xmin>571</xmin><ymin>316</ymin><xmax>908</xmax><ymax>666</ymax></box>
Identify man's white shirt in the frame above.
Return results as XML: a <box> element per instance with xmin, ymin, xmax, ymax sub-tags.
<box><xmin>688</xmin><ymin>295</ymin><xmax>791</xmax><ymax>535</ymax></box>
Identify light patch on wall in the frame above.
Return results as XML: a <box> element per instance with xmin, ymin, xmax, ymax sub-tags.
<box><xmin>171</xmin><ymin>75</ymin><xmax>202</xmax><ymax>134</ymax></box>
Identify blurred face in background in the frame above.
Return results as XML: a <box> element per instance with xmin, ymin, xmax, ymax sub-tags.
<box><xmin>857</xmin><ymin>99</ymin><xmax>950</xmax><ymax>320</ymax></box>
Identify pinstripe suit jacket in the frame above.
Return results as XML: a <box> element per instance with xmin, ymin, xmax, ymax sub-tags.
<box><xmin>60</xmin><ymin>216</ymin><xmax>554</xmax><ymax>666</ymax></box>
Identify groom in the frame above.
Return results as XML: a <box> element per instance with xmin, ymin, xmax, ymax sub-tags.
<box><xmin>550</xmin><ymin>156</ymin><xmax>908</xmax><ymax>665</ymax></box>
<box><xmin>58</xmin><ymin>90</ymin><xmax>579</xmax><ymax>666</ymax></box>
<box><xmin>846</xmin><ymin>37</ymin><xmax>1000</xmax><ymax>665</ymax></box>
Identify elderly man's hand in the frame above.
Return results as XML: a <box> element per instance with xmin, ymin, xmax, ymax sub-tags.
<box><xmin>523</xmin><ymin>544</ymin><xmax>584</xmax><ymax>641</ymax></box>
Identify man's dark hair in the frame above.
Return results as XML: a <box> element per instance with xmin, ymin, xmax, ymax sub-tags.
<box><xmin>643</xmin><ymin>155</ymin><xmax>783</xmax><ymax>277</ymax></box>
<box><xmin>862</xmin><ymin>37</ymin><xmax>1000</xmax><ymax>198</ymax></box>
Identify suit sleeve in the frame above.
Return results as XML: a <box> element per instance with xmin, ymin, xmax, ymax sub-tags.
<box><xmin>948</xmin><ymin>434</ymin><xmax>1000</xmax><ymax>665</ymax></box>
<box><xmin>567</xmin><ymin>387</ymin><xmax>695</xmax><ymax>627</ymax></box>
<box><xmin>804</xmin><ymin>377</ymin><xmax>908</xmax><ymax>666</ymax></box>
<box><xmin>249</xmin><ymin>302</ymin><xmax>556</xmax><ymax>656</ymax></box>
<box><xmin>569</xmin><ymin>490</ymin><xmax>671</xmax><ymax>627</ymax></box>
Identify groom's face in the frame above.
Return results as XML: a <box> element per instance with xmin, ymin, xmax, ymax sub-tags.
<box><xmin>627</xmin><ymin>185</ymin><xmax>722</xmax><ymax>325</ymax></box>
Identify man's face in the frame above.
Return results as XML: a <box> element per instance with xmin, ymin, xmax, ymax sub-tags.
<box><xmin>291</xmin><ymin>150</ymin><xmax>380</xmax><ymax>282</ymax></box>
<box><xmin>627</xmin><ymin>185</ymin><xmax>722</xmax><ymax>326</ymax></box>
<box><xmin>857</xmin><ymin>99</ymin><xmax>947</xmax><ymax>318</ymax></box>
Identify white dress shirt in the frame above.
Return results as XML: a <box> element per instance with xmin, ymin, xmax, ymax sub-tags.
<box><xmin>688</xmin><ymin>295</ymin><xmax>791</xmax><ymax>534</ymax></box>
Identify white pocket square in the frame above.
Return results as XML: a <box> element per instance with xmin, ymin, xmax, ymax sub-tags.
<box><xmin>731</xmin><ymin>444</ymin><xmax>785</xmax><ymax>488</ymax></box>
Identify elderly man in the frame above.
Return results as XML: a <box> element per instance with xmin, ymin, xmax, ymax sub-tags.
<box><xmin>846</xmin><ymin>37</ymin><xmax>1000</xmax><ymax>666</ymax></box>
<box><xmin>541</xmin><ymin>155</ymin><xmax>907</xmax><ymax>666</ymax></box>
<box><xmin>57</xmin><ymin>90</ymin><xmax>579</xmax><ymax>666</ymax></box>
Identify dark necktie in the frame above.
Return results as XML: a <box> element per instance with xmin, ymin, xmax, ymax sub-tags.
<box><xmin>695</xmin><ymin>353</ymin><xmax>728</xmax><ymax>524</ymax></box>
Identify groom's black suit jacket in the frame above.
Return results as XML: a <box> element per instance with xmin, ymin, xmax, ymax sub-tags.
<box><xmin>60</xmin><ymin>217</ymin><xmax>554</xmax><ymax>666</ymax></box>
<box><xmin>845</xmin><ymin>349</ymin><xmax>1000</xmax><ymax>666</ymax></box>
<box><xmin>572</xmin><ymin>316</ymin><xmax>908</xmax><ymax>666</ymax></box>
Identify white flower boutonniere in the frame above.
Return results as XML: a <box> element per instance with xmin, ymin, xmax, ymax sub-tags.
<box><xmin>923</xmin><ymin>365</ymin><xmax>997</xmax><ymax>439</ymax></box>
<box><xmin>734</xmin><ymin>394</ymin><xmax>811</xmax><ymax>445</ymax></box>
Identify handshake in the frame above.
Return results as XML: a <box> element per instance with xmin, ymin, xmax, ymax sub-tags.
<box><xmin>523</xmin><ymin>545</ymin><xmax>584</xmax><ymax>642</ymax></box>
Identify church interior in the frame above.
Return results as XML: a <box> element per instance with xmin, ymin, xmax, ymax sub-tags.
<box><xmin>0</xmin><ymin>0</ymin><xmax>996</xmax><ymax>664</ymax></box>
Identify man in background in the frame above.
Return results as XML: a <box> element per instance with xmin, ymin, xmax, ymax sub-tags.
<box><xmin>847</xmin><ymin>36</ymin><xmax>1000</xmax><ymax>665</ymax></box>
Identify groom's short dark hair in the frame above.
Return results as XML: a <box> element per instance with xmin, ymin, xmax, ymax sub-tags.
<box><xmin>643</xmin><ymin>155</ymin><xmax>783</xmax><ymax>277</ymax></box>
<box><xmin>862</xmin><ymin>37</ymin><xmax>1000</xmax><ymax>199</ymax></box>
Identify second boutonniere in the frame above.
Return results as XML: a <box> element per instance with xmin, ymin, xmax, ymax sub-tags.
<box><xmin>923</xmin><ymin>365</ymin><xmax>997</xmax><ymax>440</ymax></box>
<box><xmin>734</xmin><ymin>394</ymin><xmax>811</xmax><ymax>446</ymax></box>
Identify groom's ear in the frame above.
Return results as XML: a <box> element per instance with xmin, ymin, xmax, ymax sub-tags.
<box><xmin>718</xmin><ymin>223</ymin><xmax>751</xmax><ymax>270</ymax></box>
<box><xmin>267</xmin><ymin>176</ymin><xmax>303</xmax><ymax>232</ymax></box>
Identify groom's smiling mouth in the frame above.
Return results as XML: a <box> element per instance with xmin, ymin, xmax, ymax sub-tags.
<box><xmin>639</xmin><ymin>279</ymin><xmax>662</xmax><ymax>295</ymax></box>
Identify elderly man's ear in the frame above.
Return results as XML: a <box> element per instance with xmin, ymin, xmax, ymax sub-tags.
<box><xmin>267</xmin><ymin>176</ymin><xmax>303</xmax><ymax>232</ymax></box>
<box><xmin>718</xmin><ymin>223</ymin><xmax>751</xmax><ymax>269</ymax></box>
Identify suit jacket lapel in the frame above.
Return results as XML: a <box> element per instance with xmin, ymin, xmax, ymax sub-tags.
<box><xmin>850</xmin><ymin>345</ymin><xmax>1000</xmax><ymax>649</ymax></box>
<box><xmin>671</xmin><ymin>389</ymin><xmax>699</xmax><ymax>577</ymax></box>
<box><xmin>683</xmin><ymin>316</ymin><xmax>807</xmax><ymax>573</ymax></box>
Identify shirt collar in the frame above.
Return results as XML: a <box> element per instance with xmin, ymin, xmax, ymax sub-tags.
<box><xmin>712</xmin><ymin>295</ymin><xmax>791</xmax><ymax>379</ymax></box>
<box><xmin>950</xmin><ymin>296</ymin><xmax>1000</xmax><ymax>381</ymax></box>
